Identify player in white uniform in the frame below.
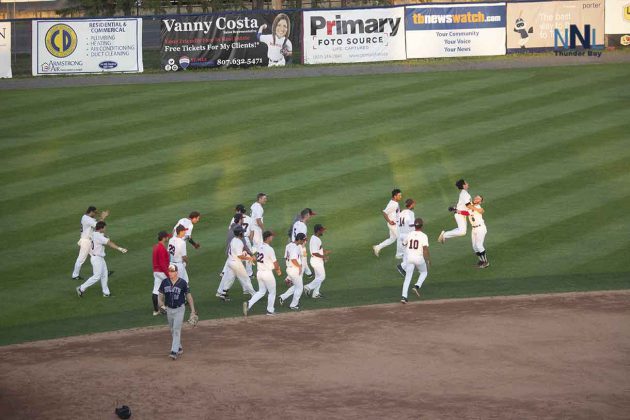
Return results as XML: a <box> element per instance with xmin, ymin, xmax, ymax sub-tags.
<box><xmin>168</xmin><ymin>225</ymin><xmax>189</xmax><ymax>283</ymax></box>
<box><xmin>373</xmin><ymin>189</ymin><xmax>402</xmax><ymax>257</ymax></box>
<box><xmin>304</xmin><ymin>224</ymin><xmax>330</xmax><ymax>299</ymax></box>
<box><xmin>257</xmin><ymin>14</ymin><xmax>293</xmax><ymax>67</ymax></box>
<box><xmin>172</xmin><ymin>211</ymin><xmax>201</xmax><ymax>249</ymax></box>
<box><xmin>290</xmin><ymin>208</ymin><xmax>315</xmax><ymax>278</ymax></box>
<box><xmin>76</xmin><ymin>221</ymin><xmax>127</xmax><ymax>297</ymax></box>
<box><xmin>438</xmin><ymin>179</ymin><xmax>473</xmax><ymax>243</ymax></box>
<box><xmin>218</xmin><ymin>226</ymin><xmax>257</xmax><ymax>297</ymax></box>
<box><xmin>243</xmin><ymin>231</ymin><xmax>282</xmax><ymax>316</ymax></box>
<box><xmin>72</xmin><ymin>206</ymin><xmax>109</xmax><ymax>280</ymax></box>
<box><xmin>250</xmin><ymin>193</ymin><xmax>268</xmax><ymax>253</ymax></box>
<box><xmin>396</xmin><ymin>199</ymin><xmax>416</xmax><ymax>277</ymax></box>
<box><xmin>401</xmin><ymin>218</ymin><xmax>431</xmax><ymax>304</ymax></box>
<box><xmin>220</xmin><ymin>206</ymin><xmax>255</xmax><ymax>279</ymax></box>
<box><xmin>216</xmin><ymin>216</ymin><xmax>255</xmax><ymax>300</ymax></box>
<box><xmin>279</xmin><ymin>233</ymin><xmax>307</xmax><ymax>310</ymax></box>
<box><xmin>453</xmin><ymin>195</ymin><xmax>489</xmax><ymax>268</ymax></box>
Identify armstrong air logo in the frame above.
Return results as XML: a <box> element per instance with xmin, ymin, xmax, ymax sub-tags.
<box><xmin>624</xmin><ymin>3</ymin><xmax>630</xmax><ymax>22</ymax></box>
<box><xmin>45</xmin><ymin>24</ymin><xmax>77</xmax><ymax>58</ymax></box>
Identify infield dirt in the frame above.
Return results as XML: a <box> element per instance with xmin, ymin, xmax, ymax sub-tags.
<box><xmin>1</xmin><ymin>290</ymin><xmax>629</xmax><ymax>419</ymax></box>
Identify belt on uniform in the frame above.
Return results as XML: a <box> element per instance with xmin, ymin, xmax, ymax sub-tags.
<box><xmin>472</xmin><ymin>224</ymin><xmax>484</xmax><ymax>228</ymax></box>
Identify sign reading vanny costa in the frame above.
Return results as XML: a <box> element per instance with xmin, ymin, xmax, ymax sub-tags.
<box><xmin>32</xmin><ymin>18</ymin><xmax>143</xmax><ymax>76</ymax></box>
<box><xmin>303</xmin><ymin>8</ymin><xmax>406</xmax><ymax>64</ymax></box>
<box><xmin>406</xmin><ymin>3</ymin><xmax>506</xmax><ymax>58</ymax></box>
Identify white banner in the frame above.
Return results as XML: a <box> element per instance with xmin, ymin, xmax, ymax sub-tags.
<box><xmin>405</xmin><ymin>3</ymin><xmax>506</xmax><ymax>58</ymax></box>
<box><xmin>32</xmin><ymin>18</ymin><xmax>143</xmax><ymax>76</ymax></box>
<box><xmin>302</xmin><ymin>8</ymin><xmax>406</xmax><ymax>64</ymax></box>
<box><xmin>0</xmin><ymin>22</ymin><xmax>11</xmax><ymax>78</ymax></box>
<box><xmin>605</xmin><ymin>0</ymin><xmax>630</xmax><ymax>34</ymax></box>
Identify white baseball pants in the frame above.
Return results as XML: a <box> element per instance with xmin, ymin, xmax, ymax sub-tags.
<box><xmin>375</xmin><ymin>224</ymin><xmax>398</xmax><ymax>252</ymax></box>
<box><xmin>248</xmin><ymin>270</ymin><xmax>276</xmax><ymax>313</ymax></box>
<box><xmin>280</xmin><ymin>268</ymin><xmax>303</xmax><ymax>309</ymax></box>
<box><xmin>218</xmin><ymin>259</ymin><xmax>255</xmax><ymax>295</ymax></box>
<box><xmin>471</xmin><ymin>225</ymin><xmax>487</xmax><ymax>253</ymax></box>
<box><xmin>79</xmin><ymin>255</ymin><xmax>110</xmax><ymax>295</ymax></box>
<box><xmin>402</xmin><ymin>258</ymin><xmax>428</xmax><ymax>299</ymax></box>
<box><xmin>72</xmin><ymin>238</ymin><xmax>92</xmax><ymax>278</ymax></box>
<box><xmin>305</xmin><ymin>258</ymin><xmax>326</xmax><ymax>296</ymax></box>
<box><xmin>153</xmin><ymin>272</ymin><xmax>167</xmax><ymax>295</ymax></box>
<box><xmin>397</xmin><ymin>233</ymin><xmax>408</xmax><ymax>263</ymax></box>
<box><xmin>300</xmin><ymin>244</ymin><xmax>312</xmax><ymax>276</ymax></box>
<box><xmin>166</xmin><ymin>305</ymin><xmax>185</xmax><ymax>354</ymax></box>
<box><xmin>444</xmin><ymin>214</ymin><xmax>467</xmax><ymax>239</ymax></box>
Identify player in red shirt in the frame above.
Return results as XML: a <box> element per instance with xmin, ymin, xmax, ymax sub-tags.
<box><xmin>152</xmin><ymin>231</ymin><xmax>172</xmax><ymax>315</ymax></box>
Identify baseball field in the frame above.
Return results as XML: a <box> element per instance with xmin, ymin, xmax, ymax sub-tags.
<box><xmin>1</xmin><ymin>61</ymin><xmax>629</xmax><ymax>346</ymax></box>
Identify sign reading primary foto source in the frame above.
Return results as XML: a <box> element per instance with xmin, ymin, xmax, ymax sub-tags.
<box><xmin>161</xmin><ymin>12</ymin><xmax>301</xmax><ymax>70</ymax></box>
<box><xmin>405</xmin><ymin>3</ymin><xmax>506</xmax><ymax>58</ymax></box>
<box><xmin>302</xmin><ymin>8</ymin><xmax>406</xmax><ymax>64</ymax></box>
<box><xmin>32</xmin><ymin>18</ymin><xmax>143</xmax><ymax>76</ymax></box>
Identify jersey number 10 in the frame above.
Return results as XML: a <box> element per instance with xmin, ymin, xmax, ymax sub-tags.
<box><xmin>408</xmin><ymin>239</ymin><xmax>420</xmax><ymax>250</ymax></box>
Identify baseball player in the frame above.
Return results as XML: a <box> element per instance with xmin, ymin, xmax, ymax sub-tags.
<box><xmin>250</xmin><ymin>193</ymin><xmax>268</xmax><ymax>252</ymax></box>
<box><xmin>278</xmin><ymin>233</ymin><xmax>306</xmax><ymax>311</ymax></box>
<box><xmin>373</xmin><ymin>189</ymin><xmax>402</xmax><ymax>257</ymax></box>
<box><xmin>290</xmin><ymin>208</ymin><xmax>316</xmax><ymax>278</ymax></box>
<box><xmin>217</xmin><ymin>226</ymin><xmax>257</xmax><ymax>299</ymax></box>
<box><xmin>152</xmin><ymin>231</ymin><xmax>171</xmax><ymax>316</ymax></box>
<box><xmin>168</xmin><ymin>225</ymin><xmax>189</xmax><ymax>283</ymax></box>
<box><xmin>172</xmin><ymin>211</ymin><xmax>201</xmax><ymax>249</ymax></box>
<box><xmin>401</xmin><ymin>218</ymin><xmax>430</xmax><ymax>304</ymax></box>
<box><xmin>451</xmin><ymin>195</ymin><xmax>489</xmax><ymax>268</ymax></box>
<box><xmin>219</xmin><ymin>207</ymin><xmax>255</xmax><ymax>279</ymax></box>
<box><xmin>71</xmin><ymin>206</ymin><xmax>109</xmax><ymax>280</ymax></box>
<box><xmin>216</xmin><ymin>215</ymin><xmax>255</xmax><ymax>300</ymax></box>
<box><xmin>304</xmin><ymin>224</ymin><xmax>330</xmax><ymax>299</ymax></box>
<box><xmin>75</xmin><ymin>221</ymin><xmax>127</xmax><ymax>297</ymax></box>
<box><xmin>396</xmin><ymin>199</ymin><xmax>416</xmax><ymax>277</ymax></box>
<box><xmin>438</xmin><ymin>179</ymin><xmax>473</xmax><ymax>244</ymax></box>
<box><xmin>158</xmin><ymin>264</ymin><xmax>197</xmax><ymax>360</ymax></box>
<box><xmin>243</xmin><ymin>231</ymin><xmax>282</xmax><ymax>316</ymax></box>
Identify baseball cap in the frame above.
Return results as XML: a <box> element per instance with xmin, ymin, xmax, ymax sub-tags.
<box><xmin>233</xmin><ymin>225</ymin><xmax>245</xmax><ymax>236</ymax></box>
<box><xmin>235</xmin><ymin>204</ymin><xmax>246</xmax><ymax>213</ymax></box>
<box><xmin>168</xmin><ymin>264</ymin><xmax>178</xmax><ymax>272</ymax></box>
<box><xmin>176</xmin><ymin>224</ymin><xmax>188</xmax><ymax>233</ymax></box>
<box><xmin>295</xmin><ymin>233</ymin><xmax>307</xmax><ymax>241</ymax></box>
<box><xmin>314</xmin><ymin>224</ymin><xmax>326</xmax><ymax>233</ymax></box>
<box><xmin>158</xmin><ymin>231</ymin><xmax>172</xmax><ymax>241</ymax></box>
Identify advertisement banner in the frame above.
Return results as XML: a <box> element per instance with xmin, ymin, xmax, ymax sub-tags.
<box><xmin>32</xmin><ymin>18</ymin><xmax>143</xmax><ymax>76</ymax></box>
<box><xmin>506</xmin><ymin>0</ymin><xmax>604</xmax><ymax>50</ymax></box>
<box><xmin>302</xmin><ymin>7</ymin><xmax>406</xmax><ymax>64</ymax></box>
<box><xmin>405</xmin><ymin>3</ymin><xmax>506</xmax><ymax>58</ymax></box>
<box><xmin>0</xmin><ymin>22</ymin><xmax>11</xmax><ymax>78</ymax></box>
<box><xmin>605</xmin><ymin>0</ymin><xmax>630</xmax><ymax>34</ymax></box>
<box><xmin>161</xmin><ymin>12</ymin><xmax>301</xmax><ymax>70</ymax></box>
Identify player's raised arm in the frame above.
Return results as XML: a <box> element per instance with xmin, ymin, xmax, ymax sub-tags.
<box><xmin>107</xmin><ymin>239</ymin><xmax>127</xmax><ymax>253</ymax></box>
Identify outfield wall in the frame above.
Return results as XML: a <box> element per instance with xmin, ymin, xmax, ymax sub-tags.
<box><xmin>0</xmin><ymin>0</ymin><xmax>627</xmax><ymax>78</ymax></box>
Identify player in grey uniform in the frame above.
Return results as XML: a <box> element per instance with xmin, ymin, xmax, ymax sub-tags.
<box><xmin>76</xmin><ymin>221</ymin><xmax>127</xmax><ymax>297</ymax></box>
<box><xmin>243</xmin><ymin>231</ymin><xmax>282</xmax><ymax>316</ymax></box>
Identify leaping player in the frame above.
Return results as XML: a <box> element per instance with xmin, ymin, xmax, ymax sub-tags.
<box><xmin>438</xmin><ymin>179</ymin><xmax>473</xmax><ymax>244</ymax></box>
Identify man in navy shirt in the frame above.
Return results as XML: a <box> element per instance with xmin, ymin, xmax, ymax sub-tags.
<box><xmin>158</xmin><ymin>264</ymin><xmax>197</xmax><ymax>360</ymax></box>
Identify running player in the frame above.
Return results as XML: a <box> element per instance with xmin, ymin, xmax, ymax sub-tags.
<box><xmin>304</xmin><ymin>224</ymin><xmax>330</xmax><ymax>299</ymax></box>
<box><xmin>168</xmin><ymin>225</ymin><xmax>189</xmax><ymax>283</ymax></box>
<box><xmin>401</xmin><ymin>218</ymin><xmax>430</xmax><ymax>304</ymax></box>
<box><xmin>243</xmin><ymin>231</ymin><xmax>282</xmax><ymax>316</ymax></box>
<box><xmin>217</xmin><ymin>226</ymin><xmax>257</xmax><ymax>299</ymax></box>
<box><xmin>290</xmin><ymin>208</ymin><xmax>315</xmax><ymax>278</ymax></box>
<box><xmin>76</xmin><ymin>221</ymin><xmax>127</xmax><ymax>297</ymax></box>
<box><xmin>438</xmin><ymin>179</ymin><xmax>472</xmax><ymax>243</ymax></box>
<box><xmin>173</xmin><ymin>211</ymin><xmax>201</xmax><ymax>249</ymax></box>
<box><xmin>71</xmin><ymin>206</ymin><xmax>109</xmax><ymax>280</ymax></box>
<box><xmin>373</xmin><ymin>189</ymin><xmax>402</xmax><ymax>257</ymax></box>
<box><xmin>250</xmin><ymin>193</ymin><xmax>267</xmax><ymax>252</ymax></box>
<box><xmin>279</xmin><ymin>233</ymin><xmax>306</xmax><ymax>311</ymax></box>
<box><xmin>396</xmin><ymin>199</ymin><xmax>416</xmax><ymax>277</ymax></box>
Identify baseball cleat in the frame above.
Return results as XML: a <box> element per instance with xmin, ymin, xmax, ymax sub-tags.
<box><xmin>169</xmin><ymin>352</ymin><xmax>177</xmax><ymax>360</ymax></box>
<box><xmin>312</xmin><ymin>294</ymin><xmax>324</xmax><ymax>299</ymax></box>
<box><xmin>103</xmin><ymin>294</ymin><xmax>111</xmax><ymax>297</ymax></box>
<box><xmin>290</xmin><ymin>306</ymin><xmax>300</xmax><ymax>311</ymax></box>
<box><xmin>481</xmin><ymin>262</ymin><xmax>490</xmax><ymax>268</ymax></box>
<box><xmin>413</xmin><ymin>285</ymin><xmax>421</xmax><ymax>297</ymax></box>
<box><xmin>242</xmin><ymin>302</ymin><xmax>249</xmax><ymax>317</ymax></box>
<box><xmin>372</xmin><ymin>245</ymin><xmax>380</xmax><ymax>257</ymax></box>
<box><xmin>76</xmin><ymin>286</ymin><xmax>83</xmax><ymax>297</ymax></box>
<box><xmin>177</xmin><ymin>347</ymin><xmax>184</xmax><ymax>356</ymax></box>
<box><xmin>72</xmin><ymin>276</ymin><xmax>83</xmax><ymax>281</ymax></box>
<box><xmin>303</xmin><ymin>287</ymin><xmax>312</xmax><ymax>297</ymax></box>
<box><xmin>438</xmin><ymin>231</ymin><xmax>445</xmax><ymax>244</ymax></box>
<box><xmin>266</xmin><ymin>311</ymin><xmax>276</xmax><ymax>316</ymax></box>
<box><xmin>279</xmin><ymin>296</ymin><xmax>285</xmax><ymax>306</ymax></box>
<box><xmin>152</xmin><ymin>311</ymin><xmax>160</xmax><ymax>316</ymax></box>
<box><xmin>400</xmin><ymin>297</ymin><xmax>408</xmax><ymax>304</ymax></box>
<box><xmin>396</xmin><ymin>264</ymin><xmax>406</xmax><ymax>277</ymax></box>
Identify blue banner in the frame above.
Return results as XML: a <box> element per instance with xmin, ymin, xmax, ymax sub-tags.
<box><xmin>406</xmin><ymin>5</ymin><xmax>506</xmax><ymax>31</ymax></box>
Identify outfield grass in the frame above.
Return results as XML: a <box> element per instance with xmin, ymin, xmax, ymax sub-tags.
<box><xmin>1</xmin><ymin>62</ymin><xmax>629</xmax><ymax>345</ymax></box>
